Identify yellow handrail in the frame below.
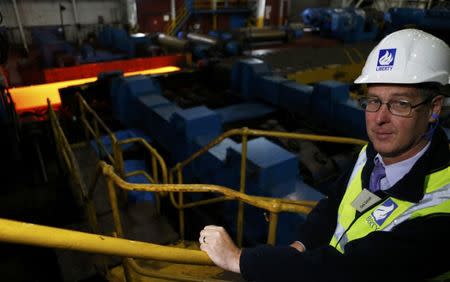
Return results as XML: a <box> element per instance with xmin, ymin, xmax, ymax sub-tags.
<box><xmin>77</xmin><ymin>94</ymin><xmax>169</xmax><ymax>186</ymax></box>
<box><xmin>78</xmin><ymin>94</ymin><xmax>117</xmax><ymax>165</ymax></box>
<box><xmin>48</xmin><ymin>99</ymin><xmax>100</xmax><ymax>235</ymax></box>
<box><xmin>100</xmin><ymin>160</ymin><xmax>314</xmax><ymax>247</ymax></box>
<box><xmin>0</xmin><ymin>218</ymin><xmax>213</xmax><ymax>265</ymax></box>
<box><xmin>170</xmin><ymin>127</ymin><xmax>368</xmax><ymax>246</ymax></box>
<box><xmin>45</xmin><ymin>104</ymin><xmax>323</xmax><ymax>280</ymax></box>
<box><xmin>102</xmin><ymin>161</ymin><xmax>313</xmax><ymax>214</ymax></box>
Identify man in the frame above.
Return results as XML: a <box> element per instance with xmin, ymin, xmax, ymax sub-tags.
<box><xmin>198</xmin><ymin>28</ymin><xmax>450</xmax><ymax>281</ymax></box>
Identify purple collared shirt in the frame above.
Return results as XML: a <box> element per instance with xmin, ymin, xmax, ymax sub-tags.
<box><xmin>376</xmin><ymin>142</ymin><xmax>431</xmax><ymax>190</ymax></box>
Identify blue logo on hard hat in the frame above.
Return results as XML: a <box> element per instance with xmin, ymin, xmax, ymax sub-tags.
<box><xmin>371</xmin><ymin>198</ymin><xmax>398</xmax><ymax>226</ymax></box>
<box><xmin>376</xmin><ymin>49</ymin><xmax>396</xmax><ymax>71</ymax></box>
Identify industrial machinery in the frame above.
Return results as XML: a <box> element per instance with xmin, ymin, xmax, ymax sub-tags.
<box><xmin>155</xmin><ymin>24</ymin><xmax>304</xmax><ymax>60</ymax></box>
<box><xmin>301</xmin><ymin>7</ymin><xmax>381</xmax><ymax>42</ymax></box>
<box><xmin>53</xmin><ymin>54</ymin><xmax>368</xmax><ymax>249</ymax></box>
<box><xmin>384</xmin><ymin>6</ymin><xmax>450</xmax><ymax>41</ymax></box>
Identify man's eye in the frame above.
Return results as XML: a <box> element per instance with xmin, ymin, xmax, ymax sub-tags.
<box><xmin>367</xmin><ymin>99</ymin><xmax>380</xmax><ymax>105</ymax></box>
<box><xmin>393</xmin><ymin>100</ymin><xmax>410</xmax><ymax>108</ymax></box>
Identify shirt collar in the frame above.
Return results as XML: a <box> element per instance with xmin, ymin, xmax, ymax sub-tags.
<box><xmin>363</xmin><ymin>126</ymin><xmax>449</xmax><ymax>203</ymax></box>
<box><xmin>375</xmin><ymin>142</ymin><xmax>430</xmax><ymax>190</ymax></box>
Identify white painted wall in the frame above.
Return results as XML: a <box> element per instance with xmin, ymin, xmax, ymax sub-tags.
<box><xmin>0</xmin><ymin>0</ymin><xmax>125</xmax><ymax>45</ymax></box>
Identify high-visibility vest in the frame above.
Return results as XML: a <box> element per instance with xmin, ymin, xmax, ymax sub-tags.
<box><xmin>329</xmin><ymin>150</ymin><xmax>450</xmax><ymax>254</ymax></box>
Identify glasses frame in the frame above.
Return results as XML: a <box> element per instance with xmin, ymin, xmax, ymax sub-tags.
<box><xmin>359</xmin><ymin>96</ymin><xmax>432</xmax><ymax>117</ymax></box>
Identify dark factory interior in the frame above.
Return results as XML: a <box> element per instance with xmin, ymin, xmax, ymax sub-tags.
<box><xmin>0</xmin><ymin>0</ymin><xmax>449</xmax><ymax>281</ymax></box>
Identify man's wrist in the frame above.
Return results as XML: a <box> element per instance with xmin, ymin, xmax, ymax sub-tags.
<box><xmin>230</xmin><ymin>249</ymin><xmax>242</xmax><ymax>273</ymax></box>
<box><xmin>290</xmin><ymin>241</ymin><xmax>306</xmax><ymax>252</ymax></box>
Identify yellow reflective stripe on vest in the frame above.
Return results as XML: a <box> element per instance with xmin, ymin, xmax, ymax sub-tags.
<box><xmin>329</xmin><ymin>152</ymin><xmax>450</xmax><ymax>254</ymax></box>
<box><xmin>384</xmin><ymin>167</ymin><xmax>450</xmax><ymax>231</ymax></box>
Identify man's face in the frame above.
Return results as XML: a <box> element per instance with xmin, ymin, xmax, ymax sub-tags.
<box><xmin>365</xmin><ymin>84</ymin><xmax>439</xmax><ymax>164</ymax></box>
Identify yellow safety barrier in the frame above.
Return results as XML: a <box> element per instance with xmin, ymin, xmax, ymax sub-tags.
<box><xmin>77</xmin><ymin>93</ymin><xmax>168</xmax><ymax>183</ymax></box>
<box><xmin>0</xmin><ymin>218</ymin><xmax>213</xmax><ymax>265</ymax></box>
<box><xmin>48</xmin><ymin>99</ymin><xmax>100</xmax><ymax>235</ymax></box>
<box><xmin>48</xmin><ymin>100</ymin><xmax>222</xmax><ymax>281</ymax></box>
<box><xmin>47</xmin><ymin>94</ymin><xmax>366</xmax><ymax>281</ymax></box>
<box><xmin>170</xmin><ymin>127</ymin><xmax>368</xmax><ymax>246</ymax></box>
<box><xmin>47</xmin><ymin>100</ymin><xmax>320</xmax><ymax>280</ymax></box>
<box><xmin>101</xmin><ymin>160</ymin><xmax>314</xmax><ymax>247</ymax></box>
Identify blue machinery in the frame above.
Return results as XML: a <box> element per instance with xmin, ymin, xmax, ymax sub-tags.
<box><xmin>76</xmin><ymin>57</ymin><xmax>367</xmax><ymax>246</ymax></box>
<box><xmin>301</xmin><ymin>7</ymin><xmax>380</xmax><ymax>42</ymax></box>
<box><xmin>384</xmin><ymin>6</ymin><xmax>450</xmax><ymax>33</ymax></box>
<box><xmin>301</xmin><ymin>6</ymin><xmax>450</xmax><ymax>42</ymax></box>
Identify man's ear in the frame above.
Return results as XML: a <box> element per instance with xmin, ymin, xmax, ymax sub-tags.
<box><xmin>429</xmin><ymin>95</ymin><xmax>444</xmax><ymax>123</ymax></box>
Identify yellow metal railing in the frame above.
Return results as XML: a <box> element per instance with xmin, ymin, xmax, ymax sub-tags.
<box><xmin>0</xmin><ymin>217</ymin><xmax>213</xmax><ymax>265</ymax></box>
<box><xmin>78</xmin><ymin>94</ymin><xmax>117</xmax><ymax>166</ymax></box>
<box><xmin>0</xmin><ymin>156</ymin><xmax>315</xmax><ymax>282</ymax></box>
<box><xmin>77</xmin><ymin>93</ymin><xmax>168</xmax><ymax>184</ymax></box>
<box><xmin>50</xmin><ymin>99</ymin><xmax>219</xmax><ymax>281</ymax></box>
<box><xmin>45</xmin><ymin>98</ymin><xmax>364</xmax><ymax>281</ymax></box>
<box><xmin>170</xmin><ymin>127</ymin><xmax>368</xmax><ymax>246</ymax></box>
<box><xmin>45</xmin><ymin>102</ymin><xmax>320</xmax><ymax>280</ymax></box>
<box><xmin>48</xmin><ymin>99</ymin><xmax>100</xmax><ymax>235</ymax></box>
<box><xmin>101</xmin><ymin>161</ymin><xmax>314</xmax><ymax>246</ymax></box>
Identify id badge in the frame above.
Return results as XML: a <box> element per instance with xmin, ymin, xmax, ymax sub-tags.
<box><xmin>351</xmin><ymin>189</ymin><xmax>382</xmax><ymax>212</ymax></box>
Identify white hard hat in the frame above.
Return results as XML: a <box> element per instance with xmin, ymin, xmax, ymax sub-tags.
<box><xmin>354</xmin><ymin>28</ymin><xmax>450</xmax><ymax>85</ymax></box>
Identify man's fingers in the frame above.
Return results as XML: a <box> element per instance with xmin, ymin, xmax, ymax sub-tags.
<box><xmin>199</xmin><ymin>242</ymin><xmax>208</xmax><ymax>252</ymax></box>
<box><xmin>204</xmin><ymin>225</ymin><xmax>224</xmax><ymax>231</ymax></box>
<box><xmin>290</xmin><ymin>241</ymin><xmax>305</xmax><ymax>252</ymax></box>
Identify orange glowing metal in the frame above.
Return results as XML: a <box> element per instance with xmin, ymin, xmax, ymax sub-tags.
<box><xmin>124</xmin><ymin>66</ymin><xmax>180</xmax><ymax>77</ymax></box>
<box><xmin>9</xmin><ymin>66</ymin><xmax>180</xmax><ymax>114</ymax></box>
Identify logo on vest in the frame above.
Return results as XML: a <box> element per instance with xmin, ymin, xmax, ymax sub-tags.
<box><xmin>376</xmin><ymin>49</ymin><xmax>396</xmax><ymax>71</ymax></box>
<box><xmin>371</xmin><ymin>199</ymin><xmax>398</xmax><ymax>226</ymax></box>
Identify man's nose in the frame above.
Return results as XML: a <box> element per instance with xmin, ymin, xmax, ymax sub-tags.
<box><xmin>375</xmin><ymin>103</ymin><xmax>391</xmax><ymax>123</ymax></box>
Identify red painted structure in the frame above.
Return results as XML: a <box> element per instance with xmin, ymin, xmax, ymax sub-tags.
<box><xmin>44</xmin><ymin>55</ymin><xmax>186</xmax><ymax>83</ymax></box>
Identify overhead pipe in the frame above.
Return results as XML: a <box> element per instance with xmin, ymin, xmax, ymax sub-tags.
<box><xmin>71</xmin><ymin>0</ymin><xmax>80</xmax><ymax>24</ymax></box>
<box><xmin>170</xmin><ymin>0</ymin><xmax>176</xmax><ymax>25</ymax></box>
<box><xmin>212</xmin><ymin>0</ymin><xmax>217</xmax><ymax>30</ymax></box>
<box><xmin>278</xmin><ymin>0</ymin><xmax>284</xmax><ymax>26</ymax></box>
<box><xmin>156</xmin><ymin>33</ymin><xmax>190</xmax><ymax>51</ymax></box>
<box><xmin>11</xmin><ymin>0</ymin><xmax>29</xmax><ymax>53</ymax></box>
<box><xmin>256</xmin><ymin>0</ymin><xmax>266</xmax><ymax>28</ymax></box>
<box><xmin>124</xmin><ymin>0</ymin><xmax>138</xmax><ymax>30</ymax></box>
<box><xmin>71</xmin><ymin>0</ymin><xmax>81</xmax><ymax>44</ymax></box>
<box><xmin>186</xmin><ymin>32</ymin><xmax>218</xmax><ymax>46</ymax></box>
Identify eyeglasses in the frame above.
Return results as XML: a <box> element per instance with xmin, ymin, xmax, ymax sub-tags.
<box><xmin>359</xmin><ymin>97</ymin><xmax>431</xmax><ymax>117</ymax></box>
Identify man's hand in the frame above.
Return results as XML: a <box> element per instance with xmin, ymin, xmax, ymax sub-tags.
<box><xmin>199</xmin><ymin>225</ymin><xmax>241</xmax><ymax>273</ymax></box>
<box><xmin>290</xmin><ymin>241</ymin><xmax>306</xmax><ymax>252</ymax></box>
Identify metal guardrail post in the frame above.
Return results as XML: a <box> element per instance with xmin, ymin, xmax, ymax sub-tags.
<box><xmin>177</xmin><ymin>164</ymin><xmax>185</xmax><ymax>241</ymax></box>
<box><xmin>237</xmin><ymin>127</ymin><xmax>248</xmax><ymax>247</ymax></box>
<box><xmin>267</xmin><ymin>212</ymin><xmax>279</xmax><ymax>245</ymax></box>
<box><xmin>106</xmin><ymin>176</ymin><xmax>133</xmax><ymax>281</ymax></box>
